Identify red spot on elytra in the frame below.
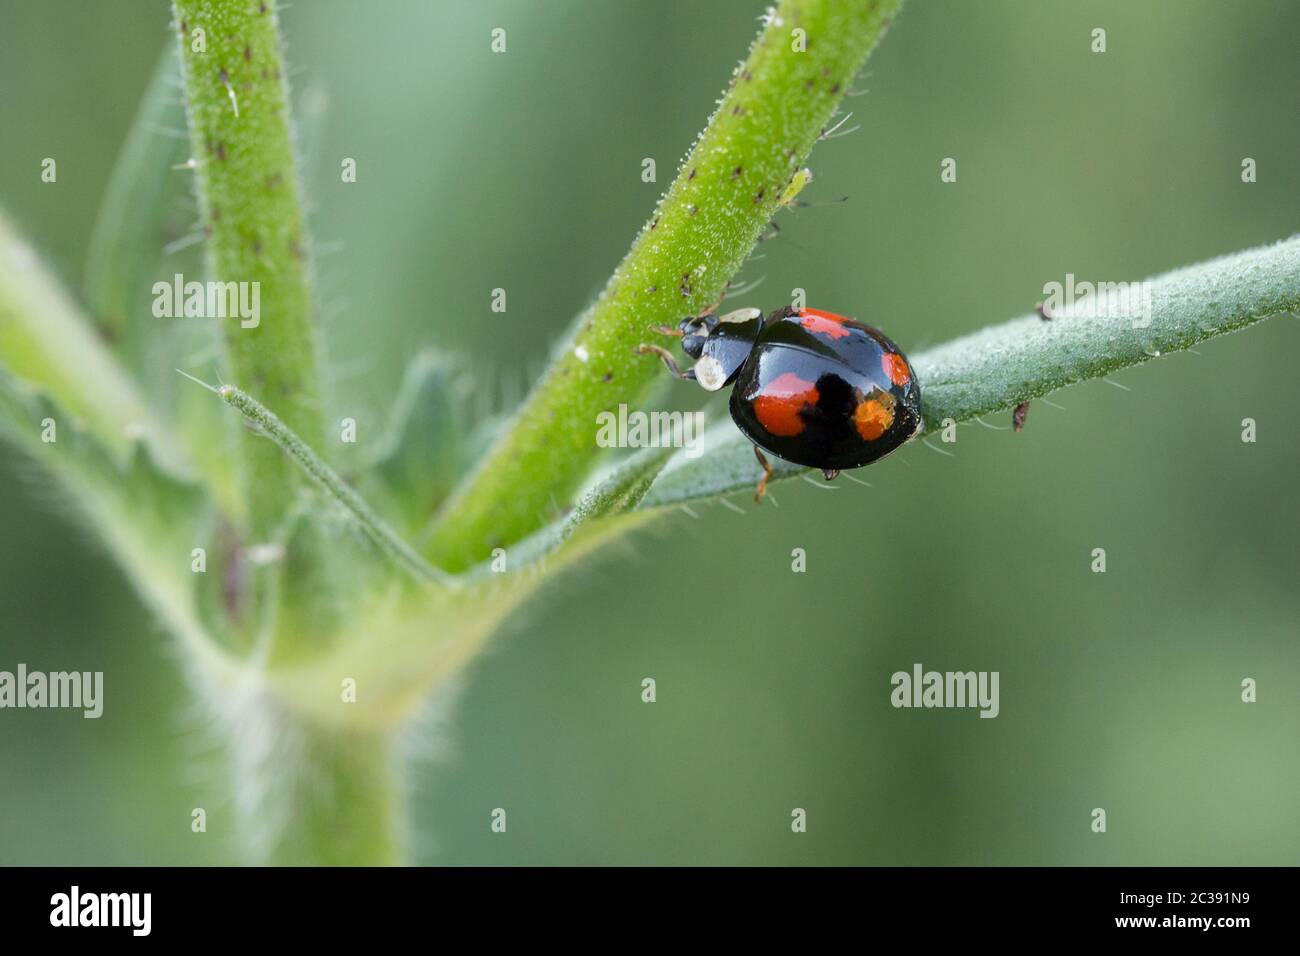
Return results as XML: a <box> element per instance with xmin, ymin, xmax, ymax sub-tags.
<box><xmin>881</xmin><ymin>351</ymin><xmax>911</xmax><ymax>386</ymax></box>
<box><xmin>798</xmin><ymin>308</ymin><xmax>851</xmax><ymax>340</ymax></box>
<box><xmin>753</xmin><ymin>372</ymin><xmax>819</xmax><ymax>437</ymax></box>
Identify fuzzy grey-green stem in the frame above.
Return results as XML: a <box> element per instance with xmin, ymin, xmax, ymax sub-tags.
<box><xmin>172</xmin><ymin>0</ymin><xmax>324</xmax><ymax>540</ymax></box>
<box><xmin>425</xmin><ymin>0</ymin><xmax>903</xmax><ymax>572</ymax></box>
<box><xmin>216</xmin><ymin>384</ymin><xmax>450</xmax><ymax>587</ymax></box>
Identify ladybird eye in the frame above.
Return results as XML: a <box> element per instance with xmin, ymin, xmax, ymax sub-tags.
<box><xmin>681</xmin><ymin>334</ymin><xmax>706</xmax><ymax>359</ymax></box>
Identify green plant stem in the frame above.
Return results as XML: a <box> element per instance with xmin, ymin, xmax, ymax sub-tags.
<box><xmin>221</xmin><ymin>689</ymin><xmax>405</xmax><ymax>864</ymax></box>
<box><xmin>425</xmin><ymin>0</ymin><xmax>902</xmax><ymax>572</ymax></box>
<box><xmin>172</xmin><ymin>0</ymin><xmax>323</xmax><ymax>541</ymax></box>
<box><xmin>279</xmin><ymin>729</ymin><xmax>404</xmax><ymax>865</ymax></box>
<box><xmin>214</xmin><ymin>381</ymin><xmax>451</xmax><ymax>587</ymax></box>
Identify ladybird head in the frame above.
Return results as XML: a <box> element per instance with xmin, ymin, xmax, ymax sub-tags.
<box><xmin>676</xmin><ymin>314</ymin><xmax>715</xmax><ymax>359</ymax></box>
<box><xmin>682</xmin><ymin>307</ymin><xmax>764</xmax><ymax>392</ymax></box>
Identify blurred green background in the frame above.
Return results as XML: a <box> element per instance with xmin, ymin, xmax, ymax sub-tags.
<box><xmin>1</xmin><ymin>0</ymin><xmax>1297</xmax><ymax>865</ymax></box>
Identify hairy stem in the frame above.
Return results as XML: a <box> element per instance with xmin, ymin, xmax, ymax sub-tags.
<box><xmin>425</xmin><ymin>0</ymin><xmax>903</xmax><ymax>572</ymax></box>
<box><xmin>218</xmin><ymin>683</ymin><xmax>405</xmax><ymax>865</ymax></box>
<box><xmin>276</xmin><ymin>729</ymin><xmax>404</xmax><ymax>866</ymax></box>
<box><xmin>172</xmin><ymin>0</ymin><xmax>324</xmax><ymax>541</ymax></box>
<box><xmin>214</xmin><ymin>381</ymin><xmax>450</xmax><ymax>587</ymax></box>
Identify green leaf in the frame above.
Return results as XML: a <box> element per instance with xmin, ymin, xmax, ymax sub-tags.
<box><xmin>82</xmin><ymin>48</ymin><xmax>245</xmax><ymax>518</ymax></box>
<box><xmin>0</xmin><ymin>368</ymin><xmax>227</xmax><ymax>666</ymax></box>
<box><xmin>84</xmin><ymin>48</ymin><xmax>199</xmax><ymax>370</ymax></box>
<box><xmin>364</xmin><ymin>350</ymin><xmax>464</xmax><ymax>535</ymax></box>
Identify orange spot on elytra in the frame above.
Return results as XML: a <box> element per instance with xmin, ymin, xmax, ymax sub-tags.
<box><xmin>753</xmin><ymin>372</ymin><xmax>819</xmax><ymax>437</ymax></box>
<box><xmin>799</xmin><ymin>308</ymin><xmax>851</xmax><ymax>339</ymax></box>
<box><xmin>854</xmin><ymin>396</ymin><xmax>895</xmax><ymax>441</ymax></box>
<box><xmin>882</xmin><ymin>351</ymin><xmax>911</xmax><ymax>386</ymax></box>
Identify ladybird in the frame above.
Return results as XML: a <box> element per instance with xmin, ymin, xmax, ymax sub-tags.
<box><xmin>637</xmin><ymin>304</ymin><xmax>922</xmax><ymax>502</ymax></box>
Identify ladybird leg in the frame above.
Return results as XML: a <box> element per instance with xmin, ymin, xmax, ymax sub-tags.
<box><xmin>822</xmin><ymin>468</ymin><xmax>840</xmax><ymax>481</ymax></box>
<box><xmin>646</xmin><ymin>323</ymin><xmax>684</xmax><ymax>337</ymax></box>
<box><xmin>634</xmin><ymin>343</ymin><xmax>696</xmax><ymax>381</ymax></box>
<box><xmin>752</xmin><ymin>445</ymin><xmax>773</xmax><ymax>505</ymax></box>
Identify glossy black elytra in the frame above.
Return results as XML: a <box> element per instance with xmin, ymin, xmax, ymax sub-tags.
<box><xmin>637</xmin><ymin>304</ymin><xmax>922</xmax><ymax>502</ymax></box>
